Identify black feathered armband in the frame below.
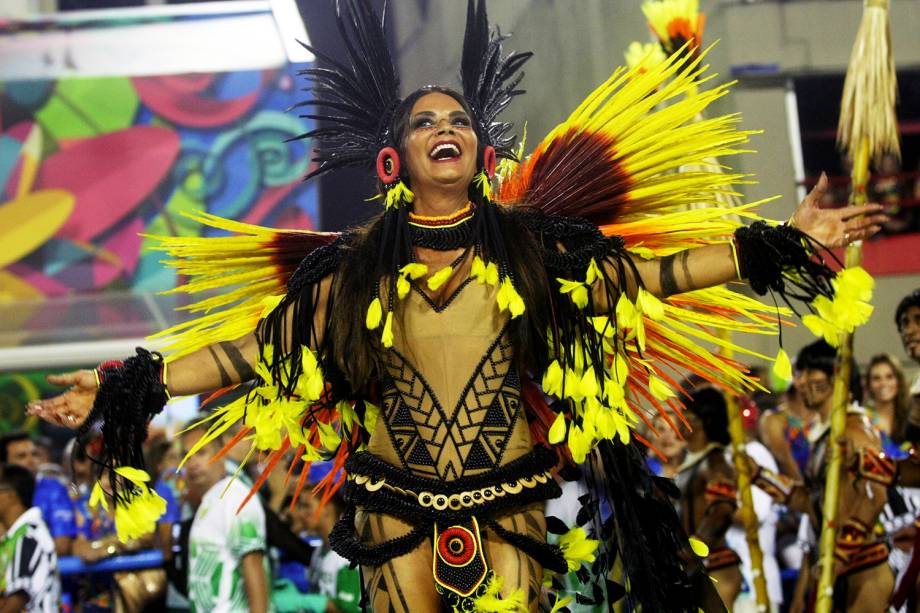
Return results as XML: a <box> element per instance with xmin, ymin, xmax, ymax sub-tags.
<box><xmin>733</xmin><ymin>221</ymin><xmax>835</xmax><ymax>301</ymax></box>
<box><xmin>733</xmin><ymin>220</ymin><xmax>874</xmax><ymax>348</ymax></box>
<box><xmin>78</xmin><ymin>347</ymin><xmax>170</xmax><ymax>543</ymax></box>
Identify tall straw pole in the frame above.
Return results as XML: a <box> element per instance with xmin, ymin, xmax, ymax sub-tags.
<box><xmin>814</xmin><ymin>0</ymin><xmax>898</xmax><ymax>606</ymax></box>
<box><xmin>814</xmin><ymin>139</ymin><xmax>869</xmax><ymax>613</ymax></box>
<box><xmin>722</xmin><ymin>331</ymin><xmax>770</xmax><ymax>611</ymax></box>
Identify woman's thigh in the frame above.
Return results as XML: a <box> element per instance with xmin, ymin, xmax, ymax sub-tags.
<box><xmin>710</xmin><ymin>565</ymin><xmax>742</xmax><ymax>610</ymax></box>
<box><xmin>845</xmin><ymin>563</ymin><xmax>894</xmax><ymax>613</ymax></box>
<box><xmin>358</xmin><ymin>510</ymin><xmax>442</xmax><ymax>612</ymax></box>
<box><xmin>483</xmin><ymin>502</ymin><xmax>546</xmax><ymax>613</ymax></box>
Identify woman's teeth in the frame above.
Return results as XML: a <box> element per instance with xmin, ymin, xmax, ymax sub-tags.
<box><xmin>430</xmin><ymin>143</ymin><xmax>460</xmax><ymax>159</ymax></box>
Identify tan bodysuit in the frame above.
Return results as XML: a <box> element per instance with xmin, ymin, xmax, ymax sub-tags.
<box><xmin>368</xmin><ymin>276</ymin><xmax>533</xmax><ymax>477</ymax></box>
<box><xmin>357</xmin><ymin>273</ymin><xmax>545</xmax><ymax>611</ymax></box>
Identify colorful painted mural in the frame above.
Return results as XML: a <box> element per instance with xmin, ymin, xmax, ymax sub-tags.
<box><xmin>0</xmin><ymin>65</ymin><xmax>317</xmax><ymax>301</ymax></box>
<box><xmin>0</xmin><ymin>63</ymin><xmax>317</xmax><ymax>429</ymax></box>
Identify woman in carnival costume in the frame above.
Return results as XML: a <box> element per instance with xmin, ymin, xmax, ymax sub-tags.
<box><xmin>28</xmin><ymin>1</ymin><xmax>885</xmax><ymax>611</ymax></box>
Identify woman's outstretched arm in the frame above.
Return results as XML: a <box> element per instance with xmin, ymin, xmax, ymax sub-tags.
<box><xmin>27</xmin><ymin>275</ymin><xmax>333</xmax><ymax>429</ymax></box>
<box><xmin>607</xmin><ymin>174</ymin><xmax>886</xmax><ymax>301</ymax></box>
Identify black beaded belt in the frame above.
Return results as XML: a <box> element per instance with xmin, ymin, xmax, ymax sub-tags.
<box><xmin>329</xmin><ymin>446</ymin><xmax>568</xmax><ymax>574</ymax></box>
<box><xmin>340</xmin><ymin>446</ymin><xmax>561</xmax><ymax>522</ymax></box>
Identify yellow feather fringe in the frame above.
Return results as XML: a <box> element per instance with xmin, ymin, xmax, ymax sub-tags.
<box><xmin>470</xmin><ymin>574</ymin><xmax>527</xmax><ymax>613</ymax></box>
<box><xmin>145</xmin><ymin>212</ymin><xmax>336</xmax><ymax>361</ymax></box>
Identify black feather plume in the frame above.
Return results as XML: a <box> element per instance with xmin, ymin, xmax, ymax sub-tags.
<box><xmin>460</xmin><ymin>0</ymin><xmax>533</xmax><ymax>159</ymax></box>
<box><xmin>292</xmin><ymin>0</ymin><xmax>401</xmax><ymax>181</ymax></box>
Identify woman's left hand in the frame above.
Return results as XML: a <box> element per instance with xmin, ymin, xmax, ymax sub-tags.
<box><xmin>789</xmin><ymin>172</ymin><xmax>888</xmax><ymax>248</ymax></box>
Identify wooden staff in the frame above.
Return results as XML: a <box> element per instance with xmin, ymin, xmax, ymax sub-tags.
<box><xmin>815</xmin><ymin>0</ymin><xmax>898</xmax><ymax>608</ymax></box>
<box><xmin>814</xmin><ymin>139</ymin><xmax>868</xmax><ymax>613</ymax></box>
<box><xmin>723</xmin><ymin>331</ymin><xmax>770</xmax><ymax>610</ymax></box>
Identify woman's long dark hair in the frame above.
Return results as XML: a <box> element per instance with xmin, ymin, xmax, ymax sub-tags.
<box><xmin>326</xmin><ymin>86</ymin><xmax>549</xmax><ymax>392</ymax></box>
<box><xmin>865</xmin><ymin>353</ymin><xmax>911</xmax><ymax>444</ymax></box>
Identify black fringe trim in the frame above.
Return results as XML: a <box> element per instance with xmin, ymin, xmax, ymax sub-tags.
<box><xmin>583</xmin><ymin>439</ymin><xmax>726</xmax><ymax>612</ymax></box>
<box><xmin>76</xmin><ymin>348</ymin><xmax>168</xmax><ymax>504</ymax></box>
<box><xmin>509</xmin><ymin>210</ymin><xmax>710</xmax><ymax>608</ymax></box>
<box><xmin>484</xmin><ymin>518</ymin><xmax>568</xmax><ymax>574</ymax></box>
<box><xmin>734</xmin><ymin>221</ymin><xmax>837</xmax><ymax>311</ymax></box>
<box><xmin>258</xmin><ymin>232</ymin><xmax>356</xmax><ymax>410</ymax></box>
<box><xmin>329</xmin><ymin>505</ymin><xmax>428</xmax><ymax>566</ymax></box>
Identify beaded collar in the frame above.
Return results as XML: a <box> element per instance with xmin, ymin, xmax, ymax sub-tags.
<box><xmin>408</xmin><ymin>202</ymin><xmax>475</xmax><ymax>250</ymax></box>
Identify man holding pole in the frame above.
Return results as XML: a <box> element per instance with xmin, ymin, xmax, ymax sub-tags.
<box><xmin>766</xmin><ymin>341</ymin><xmax>894</xmax><ymax>612</ymax></box>
<box><xmin>898</xmin><ymin>290</ymin><xmax>920</xmax><ymax>435</ymax></box>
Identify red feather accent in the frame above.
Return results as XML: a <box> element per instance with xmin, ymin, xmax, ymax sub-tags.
<box><xmin>291</xmin><ymin>459</ymin><xmax>313</xmax><ymax>513</ymax></box>
<box><xmin>633</xmin><ymin>431</ymin><xmax>666</xmax><ymax>462</ymax></box>
<box><xmin>238</xmin><ymin>436</ymin><xmax>291</xmax><ymax>515</ymax></box>
<box><xmin>267</xmin><ymin>230</ymin><xmax>338</xmax><ymax>280</ymax></box>
<box><xmin>199</xmin><ymin>385</ymin><xmax>238</xmax><ymax>410</ymax></box>
<box><xmin>209</xmin><ymin>426</ymin><xmax>251</xmax><ymax>465</ymax></box>
<box><xmin>497</xmin><ymin>130</ymin><xmax>631</xmax><ymax>225</ymax></box>
<box><xmin>285</xmin><ymin>444</ymin><xmax>305</xmax><ymax>488</ymax></box>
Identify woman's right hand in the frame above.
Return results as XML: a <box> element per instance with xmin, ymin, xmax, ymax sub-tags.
<box><xmin>27</xmin><ymin>370</ymin><xmax>98</xmax><ymax>429</ymax></box>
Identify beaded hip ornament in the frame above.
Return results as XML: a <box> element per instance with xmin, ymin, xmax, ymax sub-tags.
<box><xmin>433</xmin><ymin>517</ymin><xmax>491</xmax><ymax>608</ymax></box>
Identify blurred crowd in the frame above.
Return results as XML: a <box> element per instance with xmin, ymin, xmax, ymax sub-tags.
<box><xmin>644</xmin><ymin>288</ymin><xmax>920</xmax><ymax>612</ymax></box>
<box><xmin>0</xmin><ymin>287</ymin><xmax>917</xmax><ymax>613</ymax></box>
<box><xmin>0</xmin><ymin>414</ymin><xmax>360</xmax><ymax>613</ymax></box>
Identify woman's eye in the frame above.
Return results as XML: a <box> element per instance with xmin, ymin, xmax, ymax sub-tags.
<box><xmin>412</xmin><ymin>118</ymin><xmax>433</xmax><ymax>129</ymax></box>
<box><xmin>453</xmin><ymin>117</ymin><xmax>471</xmax><ymax>127</ymax></box>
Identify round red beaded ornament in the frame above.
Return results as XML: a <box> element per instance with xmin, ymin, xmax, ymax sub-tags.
<box><xmin>437</xmin><ymin>525</ymin><xmax>476</xmax><ymax>566</ymax></box>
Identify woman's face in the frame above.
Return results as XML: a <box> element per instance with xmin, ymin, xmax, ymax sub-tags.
<box><xmin>404</xmin><ymin>92</ymin><xmax>478</xmax><ymax>194</ymax></box>
<box><xmin>654</xmin><ymin>416</ymin><xmax>686</xmax><ymax>461</ymax></box>
<box><xmin>162</xmin><ymin>443</ymin><xmax>181</xmax><ymax>473</ymax></box>
<box><xmin>868</xmin><ymin>362</ymin><xmax>899</xmax><ymax>404</ymax></box>
<box><xmin>72</xmin><ymin>455</ymin><xmax>92</xmax><ymax>483</ymax></box>
<box><xmin>295</xmin><ymin>490</ymin><xmax>322</xmax><ymax>535</ymax></box>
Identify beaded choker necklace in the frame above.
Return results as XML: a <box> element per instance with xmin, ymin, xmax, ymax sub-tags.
<box><xmin>408</xmin><ymin>202</ymin><xmax>475</xmax><ymax>250</ymax></box>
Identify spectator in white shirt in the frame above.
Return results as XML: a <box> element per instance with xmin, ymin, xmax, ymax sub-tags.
<box><xmin>0</xmin><ymin>463</ymin><xmax>60</xmax><ymax>613</ymax></box>
<box><xmin>180</xmin><ymin>420</ymin><xmax>271</xmax><ymax>613</ymax></box>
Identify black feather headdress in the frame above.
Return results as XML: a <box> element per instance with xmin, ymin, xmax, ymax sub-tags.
<box><xmin>460</xmin><ymin>0</ymin><xmax>533</xmax><ymax>160</ymax></box>
<box><xmin>291</xmin><ymin>0</ymin><xmax>531</xmax><ymax>185</ymax></box>
<box><xmin>291</xmin><ymin>0</ymin><xmax>401</xmax><ymax>182</ymax></box>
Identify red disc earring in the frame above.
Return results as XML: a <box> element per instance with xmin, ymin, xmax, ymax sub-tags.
<box><xmin>483</xmin><ymin>146</ymin><xmax>496</xmax><ymax>179</ymax></box>
<box><xmin>376</xmin><ymin>147</ymin><xmax>400</xmax><ymax>184</ymax></box>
